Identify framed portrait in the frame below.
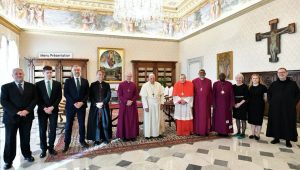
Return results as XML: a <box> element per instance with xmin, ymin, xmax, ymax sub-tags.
<box><xmin>97</xmin><ymin>47</ymin><xmax>124</xmax><ymax>83</ymax></box>
<box><xmin>217</xmin><ymin>51</ymin><xmax>233</xmax><ymax>80</ymax></box>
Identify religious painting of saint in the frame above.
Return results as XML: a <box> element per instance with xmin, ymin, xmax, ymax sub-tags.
<box><xmin>98</xmin><ymin>48</ymin><xmax>124</xmax><ymax>83</ymax></box>
<box><xmin>217</xmin><ymin>51</ymin><xmax>233</xmax><ymax>80</ymax></box>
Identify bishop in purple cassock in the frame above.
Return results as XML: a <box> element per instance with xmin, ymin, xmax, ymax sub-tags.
<box><xmin>212</xmin><ymin>73</ymin><xmax>235</xmax><ymax>135</ymax></box>
<box><xmin>192</xmin><ymin>69</ymin><xmax>213</xmax><ymax>136</ymax></box>
<box><xmin>116</xmin><ymin>73</ymin><xmax>139</xmax><ymax>141</ymax></box>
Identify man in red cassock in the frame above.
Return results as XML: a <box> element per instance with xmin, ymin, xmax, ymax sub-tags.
<box><xmin>173</xmin><ymin>74</ymin><xmax>194</xmax><ymax>136</ymax></box>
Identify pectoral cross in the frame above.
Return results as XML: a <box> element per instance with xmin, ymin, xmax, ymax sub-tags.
<box><xmin>256</xmin><ymin>18</ymin><xmax>296</xmax><ymax>63</ymax></box>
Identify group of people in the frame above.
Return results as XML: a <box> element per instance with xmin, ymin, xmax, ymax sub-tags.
<box><xmin>232</xmin><ymin>68</ymin><xmax>299</xmax><ymax>149</ymax></box>
<box><xmin>0</xmin><ymin>65</ymin><xmax>299</xmax><ymax>170</ymax></box>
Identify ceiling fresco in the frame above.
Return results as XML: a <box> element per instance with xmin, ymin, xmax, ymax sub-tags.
<box><xmin>0</xmin><ymin>0</ymin><xmax>265</xmax><ymax>40</ymax></box>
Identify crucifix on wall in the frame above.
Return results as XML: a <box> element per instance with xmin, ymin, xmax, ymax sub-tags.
<box><xmin>256</xmin><ymin>18</ymin><xmax>296</xmax><ymax>63</ymax></box>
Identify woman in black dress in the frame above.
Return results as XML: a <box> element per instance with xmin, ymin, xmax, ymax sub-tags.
<box><xmin>233</xmin><ymin>73</ymin><xmax>249</xmax><ymax>139</ymax></box>
<box><xmin>248</xmin><ymin>74</ymin><xmax>267</xmax><ymax>140</ymax></box>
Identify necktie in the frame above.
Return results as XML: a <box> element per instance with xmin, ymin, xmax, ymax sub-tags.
<box><xmin>47</xmin><ymin>81</ymin><xmax>51</xmax><ymax>97</ymax></box>
<box><xmin>18</xmin><ymin>83</ymin><xmax>23</xmax><ymax>94</ymax></box>
<box><xmin>76</xmin><ymin>78</ymin><xmax>81</xmax><ymax>94</ymax></box>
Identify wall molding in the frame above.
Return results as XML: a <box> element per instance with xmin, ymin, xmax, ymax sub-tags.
<box><xmin>0</xmin><ymin>15</ymin><xmax>22</xmax><ymax>34</ymax></box>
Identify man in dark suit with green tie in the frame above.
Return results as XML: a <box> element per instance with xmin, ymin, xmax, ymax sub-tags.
<box><xmin>63</xmin><ymin>65</ymin><xmax>89</xmax><ymax>152</ymax></box>
<box><xmin>35</xmin><ymin>66</ymin><xmax>62</xmax><ymax>158</ymax></box>
<box><xmin>1</xmin><ymin>68</ymin><xmax>37</xmax><ymax>169</ymax></box>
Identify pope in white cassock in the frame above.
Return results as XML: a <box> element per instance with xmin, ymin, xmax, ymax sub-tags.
<box><xmin>140</xmin><ymin>73</ymin><xmax>165</xmax><ymax>139</ymax></box>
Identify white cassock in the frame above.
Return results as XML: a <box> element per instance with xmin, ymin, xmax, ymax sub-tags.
<box><xmin>173</xmin><ymin>96</ymin><xmax>193</xmax><ymax>120</ymax></box>
<box><xmin>140</xmin><ymin>81</ymin><xmax>165</xmax><ymax>137</ymax></box>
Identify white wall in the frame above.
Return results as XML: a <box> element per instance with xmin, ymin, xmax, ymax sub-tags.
<box><xmin>179</xmin><ymin>0</ymin><xmax>300</xmax><ymax>82</ymax></box>
<box><xmin>19</xmin><ymin>32</ymin><xmax>179</xmax><ymax>85</ymax></box>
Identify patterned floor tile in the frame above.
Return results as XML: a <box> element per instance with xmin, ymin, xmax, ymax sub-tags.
<box><xmin>88</xmin><ymin>164</ymin><xmax>101</xmax><ymax>170</ymax></box>
<box><xmin>214</xmin><ymin>159</ymin><xmax>228</xmax><ymax>167</ymax></box>
<box><xmin>186</xmin><ymin>164</ymin><xmax>202</xmax><ymax>170</ymax></box>
<box><xmin>173</xmin><ymin>152</ymin><xmax>185</xmax><ymax>158</ymax></box>
<box><xmin>116</xmin><ymin>160</ymin><xmax>132</xmax><ymax>167</ymax></box>
<box><xmin>287</xmin><ymin>163</ymin><xmax>300</xmax><ymax>169</ymax></box>
<box><xmin>238</xmin><ymin>155</ymin><xmax>252</xmax><ymax>162</ymax></box>
<box><xmin>259</xmin><ymin>151</ymin><xmax>274</xmax><ymax>157</ymax></box>
<box><xmin>239</xmin><ymin>142</ymin><xmax>250</xmax><ymax>147</ymax></box>
<box><xmin>257</xmin><ymin>140</ymin><xmax>268</xmax><ymax>144</ymax></box>
<box><xmin>145</xmin><ymin>156</ymin><xmax>160</xmax><ymax>163</ymax></box>
<box><xmin>279</xmin><ymin>148</ymin><xmax>294</xmax><ymax>153</ymax></box>
<box><xmin>218</xmin><ymin>145</ymin><xmax>230</xmax><ymax>150</ymax></box>
<box><xmin>196</xmin><ymin>148</ymin><xmax>209</xmax><ymax>154</ymax></box>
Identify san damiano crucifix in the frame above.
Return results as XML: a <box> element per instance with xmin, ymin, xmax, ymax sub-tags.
<box><xmin>256</xmin><ymin>18</ymin><xmax>296</xmax><ymax>63</ymax></box>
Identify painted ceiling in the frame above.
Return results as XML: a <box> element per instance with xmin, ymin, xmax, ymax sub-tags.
<box><xmin>0</xmin><ymin>0</ymin><xmax>266</xmax><ymax>40</ymax></box>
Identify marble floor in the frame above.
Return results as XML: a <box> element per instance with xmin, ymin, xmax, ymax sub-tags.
<box><xmin>0</xmin><ymin>118</ymin><xmax>300</xmax><ymax>170</ymax></box>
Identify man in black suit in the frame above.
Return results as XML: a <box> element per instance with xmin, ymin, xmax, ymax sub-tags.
<box><xmin>36</xmin><ymin>66</ymin><xmax>62</xmax><ymax>158</ymax></box>
<box><xmin>63</xmin><ymin>65</ymin><xmax>89</xmax><ymax>152</ymax></box>
<box><xmin>1</xmin><ymin>68</ymin><xmax>37</xmax><ymax>169</ymax></box>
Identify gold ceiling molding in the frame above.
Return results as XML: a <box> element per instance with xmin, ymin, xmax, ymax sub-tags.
<box><xmin>22</xmin><ymin>0</ymin><xmax>206</xmax><ymax>18</ymax></box>
<box><xmin>177</xmin><ymin>0</ymin><xmax>206</xmax><ymax>17</ymax></box>
<box><xmin>24</xmin><ymin>0</ymin><xmax>114</xmax><ymax>15</ymax></box>
<box><xmin>0</xmin><ymin>15</ymin><xmax>22</xmax><ymax>34</ymax></box>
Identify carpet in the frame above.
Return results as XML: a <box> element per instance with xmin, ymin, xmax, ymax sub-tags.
<box><xmin>45</xmin><ymin>121</ymin><xmax>219</xmax><ymax>162</ymax></box>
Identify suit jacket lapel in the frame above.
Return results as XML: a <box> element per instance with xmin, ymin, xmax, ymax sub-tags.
<box><xmin>41</xmin><ymin>81</ymin><xmax>50</xmax><ymax>100</ymax></box>
<box><xmin>71</xmin><ymin>78</ymin><xmax>79</xmax><ymax>95</ymax></box>
<box><xmin>13</xmin><ymin>82</ymin><xmax>23</xmax><ymax>96</ymax></box>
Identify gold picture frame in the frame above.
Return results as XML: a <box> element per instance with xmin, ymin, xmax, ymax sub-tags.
<box><xmin>217</xmin><ymin>51</ymin><xmax>233</xmax><ymax>80</ymax></box>
<box><xmin>97</xmin><ymin>47</ymin><xmax>124</xmax><ymax>83</ymax></box>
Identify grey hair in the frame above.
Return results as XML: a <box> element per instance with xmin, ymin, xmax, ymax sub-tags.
<box><xmin>12</xmin><ymin>68</ymin><xmax>23</xmax><ymax>74</ymax></box>
<box><xmin>180</xmin><ymin>74</ymin><xmax>186</xmax><ymax>78</ymax></box>
<box><xmin>148</xmin><ymin>73</ymin><xmax>155</xmax><ymax>78</ymax></box>
<box><xmin>235</xmin><ymin>73</ymin><xmax>244</xmax><ymax>80</ymax></box>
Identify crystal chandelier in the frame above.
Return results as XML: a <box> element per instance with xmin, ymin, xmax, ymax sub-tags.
<box><xmin>113</xmin><ymin>0</ymin><xmax>163</xmax><ymax>23</ymax></box>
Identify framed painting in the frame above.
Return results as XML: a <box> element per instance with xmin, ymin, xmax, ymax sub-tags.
<box><xmin>97</xmin><ymin>47</ymin><xmax>124</xmax><ymax>83</ymax></box>
<box><xmin>217</xmin><ymin>51</ymin><xmax>233</xmax><ymax>80</ymax></box>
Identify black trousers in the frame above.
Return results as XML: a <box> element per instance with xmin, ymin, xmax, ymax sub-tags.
<box><xmin>4</xmin><ymin>119</ymin><xmax>33</xmax><ymax>164</ymax></box>
<box><xmin>64</xmin><ymin>108</ymin><xmax>86</xmax><ymax>145</ymax></box>
<box><xmin>38</xmin><ymin>112</ymin><xmax>58</xmax><ymax>151</ymax></box>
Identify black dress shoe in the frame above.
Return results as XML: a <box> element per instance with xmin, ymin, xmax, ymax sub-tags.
<box><xmin>24</xmin><ymin>156</ymin><xmax>35</xmax><ymax>162</ymax></box>
<box><xmin>40</xmin><ymin>150</ymin><xmax>47</xmax><ymax>158</ymax></box>
<box><xmin>122</xmin><ymin>138</ymin><xmax>129</xmax><ymax>142</ymax></box>
<box><xmin>49</xmin><ymin>149</ymin><xmax>57</xmax><ymax>156</ymax></box>
<box><xmin>254</xmin><ymin>135</ymin><xmax>260</xmax><ymax>141</ymax></box>
<box><xmin>270</xmin><ymin>138</ymin><xmax>280</xmax><ymax>144</ymax></box>
<box><xmin>249</xmin><ymin>135</ymin><xmax>254</xmax><ymax>139</ymax></box>
<box><xmin>4</xmin><ymin>163</ymin><xmax>12</xmax><ymax>169</ymax></box>
<box><xmin>286</xmin><ymin>140</ymin><xmax>292</xmax><ymax>148</ymax></box>
<box><xmin>80</xmin><ymin>141</ymin><xmax>89</xmax><ymax>148</ymax></box>
<box><xmin>93</xmin><ymin>141</ymin><xmax>101</xmax><ymax>146</ymax></box>
<box><xmin>62</xmin><ymin>145</ymin><xmax>69</xmax><ymax>153</ymax></box>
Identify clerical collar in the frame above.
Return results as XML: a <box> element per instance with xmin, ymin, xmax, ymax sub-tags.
<box><xmin>253</xmin><ymin>83</ymin><xmax>259</xmax><ymax>86</ymax></box>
